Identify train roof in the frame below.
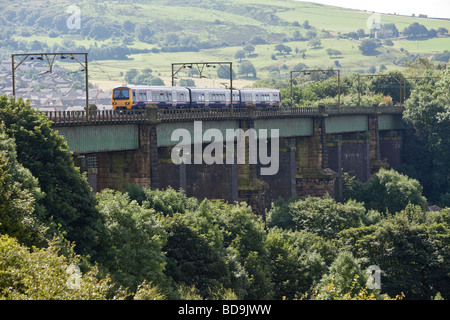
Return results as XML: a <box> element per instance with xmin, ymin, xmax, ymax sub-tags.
<box><xmin>188</xmin><ymin>87</ymin><xmax>239</xmax><ymax>91</ymax></box>
<box><xmin>113</xmin><ymin>85</ymin><xmax>188</xmax><ymax>91</ymax></box>
<box><xmin>113</xmin><ymin>85</ymin><xmax>280</xmax><ymax>93</ymax></box>
<box><xmin>240</xmin><ymin>88</ymin><xmax>280</xmax><ymax>92</ymax></box>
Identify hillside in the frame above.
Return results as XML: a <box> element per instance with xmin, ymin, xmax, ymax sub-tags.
<box><xmin>0</xmin><ymin>0</ymin><xmax>449</xmax><ymax>90</ymax></box>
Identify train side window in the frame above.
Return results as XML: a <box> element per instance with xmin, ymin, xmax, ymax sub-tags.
<box><xmin>139</xmin><ymin>92</ymin><xmax>147</xmax><ymax>101</ymax></box>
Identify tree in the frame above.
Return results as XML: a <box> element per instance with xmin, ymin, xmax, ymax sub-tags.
<box><xmin>293</xmin><ymin>30</ymin><xmax>303</xmax><ymax>40</ymax></box>
<box><xmin>148</xmin><ymin>77</ymin><xmax>165</xmax><ymax>86</ymax></box>
<box><xmin>431</xmin><ymin>50</ymin><xmax>450</xmax><ymax>63</ymax></box>
<box><xmin>217</xmin><ymin>65</ymin><xmax>236</xmax><ymax>80</ymax></box>
<box><xmin>159</xmin><ymin>196</ymin><xmax>272</xmax><ymax>299</ymax></box>
<box><xmin>88</xmin><ymin>22</ymin><xmax>112</xmax><ymax>40</ymax></box>
<box><xmin>312</xmin><ymin>251</ymin><xmax>375</xmax><ymax>300</ymax></box>
<box><xmin>275</xmin><ymin>44</ymin><xmax>286</xmax><ymax>54</ymax></box>
<box><xmin>293</xmin><ymin>63</ymin><xmax>308</xmax><ymax>71</ymax></box>
<box><xmin>308</xmin><ymin>38</ymin><xmax>321</xmax><ymax>48</ymax></box>
<box><xmin>401</xmin><ymin>67</ymin><xmax>450</xmax><ymax>203</ymax></box>
<box><xmin>123</xmin><ymin>20</ymin><xmax>135</xmax><ymax>33</ymax></box>
<box><xmin>383</xmin><ymin>39</ymin><xmax>394</xmax><ymax>46</ymax></box>
<box><xmin>234</xmin><ymin>50</ymin><xmax>246</xmax><ymax>62</ymax></box>
<box><xmin>369</xmin><ymin>70</ymin><xmax>410</xmax><ymax>103</ymax></box>
<box><xmin>267</xmin><ymin>196</ymin><xmax>368</xmax><ymax>239</ymax></box>
<box><xmin>348</xmin><ymin>32</ymin><xmax>359</xmax><ymax>40</ymax></box>
<box><xmin>238</xmin><ymin>60</ymin><xmax>257</xmax><ymax>78</ymax></box>
<box><xmin>326</xmin><ymin>48</ymin><xmax>342</xmax><ymax>58</ymax></box>
<box><xmin>163</xmin><ymin>215</ymin><xmax>232</xmax><ymax>299</ymax></box>
<box><xmin>249</xmin><ymin>36</ymin><xmax>266</xmax><ymax>45</ymax></box>
<box><xmin>306</xmin><ymin>30</ymin><xmax>317</xmax><ymax>39</ymax></box>
<box><xmin>303</xmin><ymin>20</ymin><xmax>311</xmax><ymax>29</ymax></box>
<box><xmin>358</xmin><ymin>168</ymin><xmax>427</xmax><ymax>214</ymax></box>
<box><xmin>178</xmin><ymin>79</ymin><xmax>195</xmax><ymax>86</ymax></box>
<box><xmin>359</xmin><ymin>39</ymin><xmax>380</xmax><ymax>55</ymax></box>
<box><xmin>339</xmin><ymin>206</ymin><xmax>450</xmax><ymax>299</ymax></box>
<box><xmin>135</xmin><ymin>23</ymin><xmax>154</xmax><ymax>43</ymax></box>
<box><xmin>243</xmin><ymin>44</ymin><xmax>255</xmax><ymax>56</ymax></box>
<box><xmin>164</xmin><ymin>33</ymin><xmax>180</xmax><ymax>46</ymax></box>
<box><xmin>356</xmin><ymin>28</ymin><xmax>366</xmax><ymax>38</ymax></box>
<box><xmin>124</xmin><ymin>68</ymin><xmax>138</xmax><ymax>83</ymax></box>
<box><xmin>428</xmin><ymin>28</ymin><xmax>438</xmax><ymax>38</ymax></box>
<box><xmin>266</xmin><ymin>228</ymin><xmax>336</xmax><ymax>299</ymax></box>
<box><xmin>274</xmin><ymin>44</ymin><xmax>292</xmax><ymax>55</ymax></box>
<box><xmin>437</xmin><ymin>27</ymin><xmax>448</xmax><ymax>35</ymax></box>
<box><xmin>0</xmin><ymin>128</ymin><xmax>47</xmax><ymax>247</ymax></box>
<box><xmin>0</xmin><ymin>234</ymin><xmax>112</xmax><ymax>299</ymax></box>
<box><xmin>283</xmin><ymin>45</ymin><xmax>292</xmax><ymax>55</ymax></box>
<box><xmin>95</xmin><ymin>190</ymin><xmax>167</xmax><ymax>292</ymax></box>
<box><xmin>0</xmin><ymin>96</ymin><xmax>103</xmax><ymax>258</ymax></box>
<box><xmin>403</xmin><ymin>22</ymin><xmax>429</xmax><ymax>38</ymax></box>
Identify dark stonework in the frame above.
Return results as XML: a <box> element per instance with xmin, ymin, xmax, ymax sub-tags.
<box><xmin>78</xmin><ymin>105</ymin><xmax>403</xmax><ymax>213</ymax></box>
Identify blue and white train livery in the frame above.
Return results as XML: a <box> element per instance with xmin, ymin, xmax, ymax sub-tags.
<box><xmin>112</xmin><ymin>85</ymin><xmax>281</xmax><ymax>110</ymax></box>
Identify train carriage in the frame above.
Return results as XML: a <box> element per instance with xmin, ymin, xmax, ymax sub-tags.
<box><xmin>188</xmin><ymin>87</ymin><xmax>241</xmax><ymax>108</ymax></box>
<box><xmin>112</xmin><ymin>86</ymin><xmax>190</xmax><ymax>110</ymax></box>
<box><xmin>112</xmin><ymin>85</ymin><xmax>280</xmax><ymax>110</ymax></box>
<box><xmin>240</xmin><ymin>89</ymin><xmax>281</xmax><ymax>108</ymax></box>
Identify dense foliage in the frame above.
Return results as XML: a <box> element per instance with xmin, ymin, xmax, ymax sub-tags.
<box><xmin>0</xmin><ymin>96</ymin><xmax>103</xmax><ymax>257</ymax></box>
<box><xmin>401</xmin><ymin>66</ymin><xmax>450</xmax><ymax>205</ymax></box>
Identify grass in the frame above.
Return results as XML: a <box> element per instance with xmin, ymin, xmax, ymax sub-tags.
<box><xmin>393</xmin><ymin>38</ymin><xmax>450</xmax><ymax>53</ymax></box>
<box><xmin>6</xmin><ymin>0</ymin><xmax>450</xmax><ymax>91</ymax></box>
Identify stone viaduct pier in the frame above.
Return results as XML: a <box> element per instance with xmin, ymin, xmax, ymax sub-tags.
<box><xmin>47</xmin><ymin>104</ymin><xmax>404</xmax><ymax>213</ymax></box>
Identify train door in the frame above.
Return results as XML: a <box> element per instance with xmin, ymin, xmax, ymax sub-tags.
<box><xmin>172</xmin><ymin>90</ymin><xmax>178</xmax><ymax>108</ymax></box>
<box><xmin>132</xmin><ymin>90</ymin><xmax>137</xmax><ymax>106</ymax></box>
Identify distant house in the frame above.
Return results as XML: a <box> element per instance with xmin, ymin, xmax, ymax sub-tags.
<box><xmin>59</xmin><ymin>88</ymin><xmax>73</xmax><ymax>96</ymax></box>
<box><xmin>38</xmin><ymin>107</ymin><xmax>57</xmax><ymax>112</ymax></box>
<box><xmin>39</xmin><ymin>98</ymin><xmax>52</xmax><ymax>107</ymax></box>
<box><xmin>17</xmin><ymin>88</ymin><xmax>34</xmax><ymax>95</ymax></box>
<box><xmin>51</xmin><ymin>97</ymin><xmax>64</xmax><ymax>107</ymax></box>
<box><xmin>1</xmin><ymin>87</ymin><xmax>13</xmax><ymax>96</ymax></box>
<box><xmin>66</xmin><ymin>105</ymin><xmax>85</xmax><ymax>112</ymax></box>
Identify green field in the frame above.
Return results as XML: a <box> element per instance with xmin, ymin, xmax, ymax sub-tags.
<box><xmin>3</xmin><ymin>0</ymin><xmax>449</xmax><ymax>90</ymax></box>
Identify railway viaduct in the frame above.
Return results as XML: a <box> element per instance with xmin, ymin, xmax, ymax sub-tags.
<box><xmin>48</xmin><ymin>104</ymin><xmax>404</xmax><ymax>214</ymax></box>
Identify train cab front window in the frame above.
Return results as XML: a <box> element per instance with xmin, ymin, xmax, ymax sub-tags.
<box><xmin>113</xmin><ymin>89</ymin><xmax>130</xmax><ymax>100</ymax></box>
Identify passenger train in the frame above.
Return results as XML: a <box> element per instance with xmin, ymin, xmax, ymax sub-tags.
<box><xmin>111</xmin><ymin>85</ymin><xmax>281</xmax><ymax>110</ymax></box>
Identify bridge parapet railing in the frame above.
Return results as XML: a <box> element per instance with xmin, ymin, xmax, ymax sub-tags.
<box><xmin>44</xmin><ymin>110</ymin><xmax>146</xmax><ymax>126</ymax></box>
<box><xmin>326</xmin><ymin>105</ymin><xmax>404</xmax><ymax>115</ymax></box>
<box><xmin>157</xmin><ymin>107</ymin><xmax>248</xmax><ymax>122</ymax></box>
<box><xmin>255</xmin><ymin>107</ymin><xmax>319</xmax><ymax>118</ymax></box>
<box><xmin>44</xmin><ymin>105</ymin><xmax>404</xmax><ymax>125</ymax></box>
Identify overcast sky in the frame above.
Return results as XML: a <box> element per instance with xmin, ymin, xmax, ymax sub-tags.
<box><xmin>299</xmin><ymin>0</ymin><xmax>450</xmax><ymax>19</ymax></box>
